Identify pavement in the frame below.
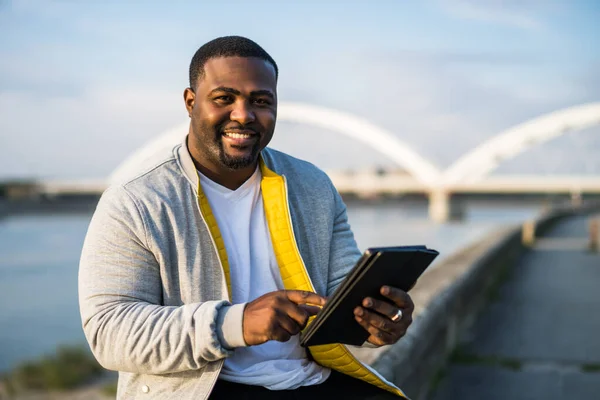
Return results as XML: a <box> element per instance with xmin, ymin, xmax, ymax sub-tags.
<box><xmin>430</xmin><ymin>214</ymin><xmax>600</xmax><ymax>400</ymax></box>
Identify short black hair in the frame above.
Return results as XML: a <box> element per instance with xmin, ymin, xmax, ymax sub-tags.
<box><xmin>188</xmin><ymin>36</ymin><xmax>278</xmax><ymax>90</ymax></box>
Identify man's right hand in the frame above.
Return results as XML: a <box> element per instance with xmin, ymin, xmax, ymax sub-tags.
<box><xmin>242</xmin><ymin>290</ymin><xmax>326</xmax><ymax>346</ymax></box>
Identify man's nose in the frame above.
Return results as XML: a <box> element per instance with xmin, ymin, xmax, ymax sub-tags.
<box><xmin>230</xmin><ymin>101</ymin><xmax>256</xmax><ymax>125</ymax></box>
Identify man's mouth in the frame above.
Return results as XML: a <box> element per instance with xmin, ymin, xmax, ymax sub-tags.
<box><xmin>222</xmin><ymin>130</ymin><xmax>259</xmax><ymax>147</ymax></box>
<box><xmin>223</xmin><ymin>131</ymin><xmax>254</xmax><ymax>139</ymax></box>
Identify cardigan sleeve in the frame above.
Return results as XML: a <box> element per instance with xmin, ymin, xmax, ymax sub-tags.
<box><xmin>78</xmin><ymin>186</ymin><xmax>241</xmax><ymax>374</ymax></box>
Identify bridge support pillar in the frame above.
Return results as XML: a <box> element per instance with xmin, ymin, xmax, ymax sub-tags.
<box><xmin>522</xmin><ymin>220</ymin><xmax>536</xmax><ymax>247</ymax></box>
<box><xmin>589</xmin><ymin>219</ymin><xmax>599</xmax><ymax>252</ymax></box>
<box><xmin>429</xmin><ymin>190</ymin><xmax>464</xmax><ymax>223</ymax></box>
<box><xmin>571</xmin><ymin>191</ymin><xmax>582</xmax><ymax>208</ymax></box>
<box><xmin>429</xmin><ymin>190</ymin><xmax>449</xmax><ymax>223</ymax></box>
<box><xmin>428</xmin><ymin>190</ymin><xmax>449</xmax><ymax>223</ymax></box>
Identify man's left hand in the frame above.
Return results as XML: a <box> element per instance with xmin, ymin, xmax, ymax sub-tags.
<box><xmin>353</xmin><ymin>286</ymin><xmax>414</xmax><ymax>347</ymax></box>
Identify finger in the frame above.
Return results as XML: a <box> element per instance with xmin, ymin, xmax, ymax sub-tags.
<box><xmin>354</xmin><ymin>307</ymin><xmax>396</xmax><ymax>334</ymax></box>
<box><xmin>285</xmin><ymin>290</ymin><xmax>326</xmax><ymax>306</ymax></box>
<box><xmin>271</xmin><ymin>324</ymin><xmax>293</xmax><ymax>342</ymax></box>
<box><xmin>278</xmin><ymin>301</ymin><xmax>312</xmax><ymax>329</ymax></box>
<box><xmin>361</xmin><ymin>297</ymin><xmax>401</xmax><ymax>321</ymax></box>
<box><xmin>366</xmin><ymin>335</ymin><xmax>384</xmax><ymax>347</ymax></box>
<box><xmin>366</xmin><ymin>333</ymin><xmax>393</xmax><ymax>347</ymax></box>
<box><xmin>298</xmin><ymin>304</ymin><xmax>322</xmax><ymax>316</ymax></box>
<box><xmin>355</xmin><ymin>314</ymin><xmax>395</xmax><ymax>345</ymax></box>
<box><xmin>275</xmin><ymin>312</ymin><xmax>304</xmax><ymax>337</ymax></box>
<box><xmin>381</xmin><ymin>286</ymin><xmax>414</xmax><ymax>310</ymax></box>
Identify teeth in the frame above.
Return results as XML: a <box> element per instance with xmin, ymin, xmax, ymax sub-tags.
<box><xmin>224</xmin><ymin>132</ymin><xmax>252</xmax><ymax>139</ymax></box>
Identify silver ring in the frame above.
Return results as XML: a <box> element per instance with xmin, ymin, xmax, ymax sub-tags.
<box><xmin>391</xmin><ymin>309</ymin><xmax>403</xmax><ymax>322</ymax></box>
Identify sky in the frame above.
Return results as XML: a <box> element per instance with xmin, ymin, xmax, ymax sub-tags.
<box><xmin>0</xmin><ymin>0</ymin><xmax>599</xmax><ymax>180</ymax></box>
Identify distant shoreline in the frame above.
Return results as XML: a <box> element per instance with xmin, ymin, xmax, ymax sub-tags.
<box><xmin>0</xmin><ymin>196</ymin><xmax>101</xmax><ymax>220</ymax></box>
<box><xmin>0</xmin><ymin>193</ymin><xmax>583</xmax><ymax>221</ymax></box>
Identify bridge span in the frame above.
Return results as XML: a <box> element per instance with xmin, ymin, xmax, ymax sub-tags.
<box><xmin>4</xmin><ymin>173</ymin><xmax>598</xmax><ymax>223</ymax></box>
<box><xmin>326</xmin><ymin>171</ymin><xmax>600</xmax><ymax>222</ymax></box>
<box><xmin>327</xmin><ymin>172</ymin><xmax>600</xmax><ymax>195</ymax></box>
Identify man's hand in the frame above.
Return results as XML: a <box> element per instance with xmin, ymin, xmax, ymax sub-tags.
<box><xmin>354</xmin><ymin>286</ymin><xmax>414</xmax><ymax>347</ymax></box>
<box><xmin>242</xmin><ymin>290</ymin><xmax>326</xmax><ymax>346</ymax></box>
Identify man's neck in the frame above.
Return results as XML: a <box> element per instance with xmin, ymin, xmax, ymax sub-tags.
<box><xmin>195</xmin><ymin>161</ymin><xmax>258</xmax><ymax>191</ymax></box>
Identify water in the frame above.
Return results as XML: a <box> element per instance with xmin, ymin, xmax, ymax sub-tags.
<box><xmin>346</xmin><ymin>201</ymin><xmax>539</xmax><ymax>255</ymax></box>
<box><xmin>0</xmin><ymin>201</ymin><xmax>541</xmax><ymax>372</ymax></box>
<box><xmin>0</xmin><ymin>214</ymin><xmax>93</xmax><ymax>372</ymax></box>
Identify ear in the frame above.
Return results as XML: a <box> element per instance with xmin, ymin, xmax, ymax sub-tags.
<box><xmin>183</xmin><ymin>88</ymin><xmax>196</xmax><ymax>117</ymax></box>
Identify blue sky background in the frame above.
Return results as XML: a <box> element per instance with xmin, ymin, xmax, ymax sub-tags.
<box><xmin>0</xmin><ymin>0</ymin><xmax>599</xmax><ymax>179</ymax></box>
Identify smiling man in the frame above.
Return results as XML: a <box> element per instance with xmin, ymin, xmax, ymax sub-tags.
<box><xmin>79</xmin><ymin>36</ymin><xmax>414</xmax><ymax>399</ymax></box>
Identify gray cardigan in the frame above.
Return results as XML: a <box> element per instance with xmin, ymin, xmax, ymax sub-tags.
<box><xmin>79</xmin><ymin>138</ymin><xmax>361</xmax><ymax>399</ymax></box>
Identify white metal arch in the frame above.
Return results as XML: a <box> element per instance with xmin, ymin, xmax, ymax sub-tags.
<box><xmin>442</xmin><ymin>102</ymin><xmax>600</xmax><ymax>185</ymax></box>
<box><xmin>277</xmin><ymin>102</ymin><xmax>440</xmax><ymax>185</ymax></box>
<box><xmin>109</xmin><ymin>102</ymin><xmax>441</xmax><ymax>186</ymax></box>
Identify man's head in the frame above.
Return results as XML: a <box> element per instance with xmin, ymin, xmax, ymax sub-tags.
<box><xmin>184</xmin><ymin>36</ymin><xmax>278</xmax><ymax>177</ymax></box>
<box><xmin>188</xmin><ymin>36</ymin><xmax>278</xmax><ymax>91</ymax></box>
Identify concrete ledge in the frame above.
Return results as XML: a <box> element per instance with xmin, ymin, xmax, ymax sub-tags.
<box><xmin>350</xmin><ymin>206</ymin><xmax>585</xmax><ymax>400</ymax></box>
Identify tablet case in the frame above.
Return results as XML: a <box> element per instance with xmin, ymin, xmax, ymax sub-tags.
<box><xmin>300</xmin><ymin>246</ymin><xmax>439</xmax><ymax>347</ymax></box>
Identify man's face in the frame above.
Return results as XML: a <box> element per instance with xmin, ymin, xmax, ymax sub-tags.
<box><xmin>185</xmin><ymin>56</ymin><xmax>277</xmax><ymax>171</ymax></box>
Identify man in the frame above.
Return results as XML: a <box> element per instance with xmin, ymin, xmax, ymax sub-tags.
<box><xmin>79</xmin><ymin>36</ymin><xmax>415</xmax><ymax>399</ymax></box>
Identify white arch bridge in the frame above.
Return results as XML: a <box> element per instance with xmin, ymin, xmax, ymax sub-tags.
<box><xmin>38</xmin><ymin>101</ymin><xmax>600</xmax><ymax>222</ymax></box>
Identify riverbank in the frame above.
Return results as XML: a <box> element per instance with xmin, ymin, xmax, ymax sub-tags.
<box><xmin>0</xmin><ymin>345</ymin><xmax>116</xmax><ymax>400</ymax></box>
<box><xmin>430</xmin><ymin>212</ymin><xmax>600</xmax><ymax>400</ymax></box>
<box><xmin>350</xmin><ymin>204</ymin><xmax>598</xmax><ymax>400</ymax></box>
<box><xmin>0</xmin><ymin>197</ymin><xmax>100</xmax><ymax>221</ymax></box>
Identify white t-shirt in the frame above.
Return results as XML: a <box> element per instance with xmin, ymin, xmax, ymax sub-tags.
<box><xmin>199</xmin><ymin>167</ymin><xmax>330</xmax><ymax>390</ymax></box>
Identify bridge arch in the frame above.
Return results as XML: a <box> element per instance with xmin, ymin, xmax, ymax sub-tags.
<box><xmin>109</xmin><ymin>102</ymin><xmax>441</xmax><ymax>185</ymax></box>
<box><xmin>442</xmin><ymin>102</ymin><xmax>600</xmax><ymax>185</ymax></box>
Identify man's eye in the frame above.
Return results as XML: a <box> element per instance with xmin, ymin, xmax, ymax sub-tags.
<box><xmin>214</xmin><ymin>96</ymin><xmax>232</xmax><ymax>103</ymax></box>
<box><xmin>253</xmin><ymin>98</ymin><xmax>271</xmax><ymax>105</ymax></box>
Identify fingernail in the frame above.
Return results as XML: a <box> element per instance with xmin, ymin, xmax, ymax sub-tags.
<box><xmin>364</xmin><ymin>298</ymin><xmax>373</xmax><ymax>307</ymax></box>
<box><xmin>381</xmin><ymin>286</ymin><xmax>390</xmax><ymax>295</ymax></box>
<box><xmin>354</xmin><ymin>307</ymin><xmax>363</xmax><ymax>316</ymax></box>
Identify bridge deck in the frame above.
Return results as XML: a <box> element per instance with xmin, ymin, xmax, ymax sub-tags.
<box><xmin>430</xmin><ymin>214</ymin><xmax>600</xmax><ymax>399</ymax></box>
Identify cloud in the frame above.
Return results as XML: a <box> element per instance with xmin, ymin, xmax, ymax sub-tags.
<box><xmin>437</xmin><ymin>0</ymin><xmax>548</xmax><ymax>30</ymax></box>
<box><xmin>0</xmin><ymin>85</ymin><xmax>185</xmax><ymax>179</ymax></box>
<box><xmin>379</xmin><ymin>50</ymin><xmax>544</xmax><ymax>66</ymax></box>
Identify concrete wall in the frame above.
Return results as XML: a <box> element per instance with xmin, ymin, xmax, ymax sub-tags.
<box><xmin>352</xmin><ymin>207</ymin><xmax>585</xmax><ymax>400</ymax></box>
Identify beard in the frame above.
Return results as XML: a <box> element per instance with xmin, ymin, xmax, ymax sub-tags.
<box><xmin>191</xmin><ymin>117</ymin><xmax>269</xmax><ymax>171</ymax></box>
<box><xmin>217</xmin><ymin>136</ymin><xmax>262</xmax><ymax>170</ymax></box>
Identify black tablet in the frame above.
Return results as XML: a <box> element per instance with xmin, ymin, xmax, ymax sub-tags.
<box><xmin>300</xmin><ymin>246</ymin><xmax>439</xmax><ymax>347</ymax></box>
